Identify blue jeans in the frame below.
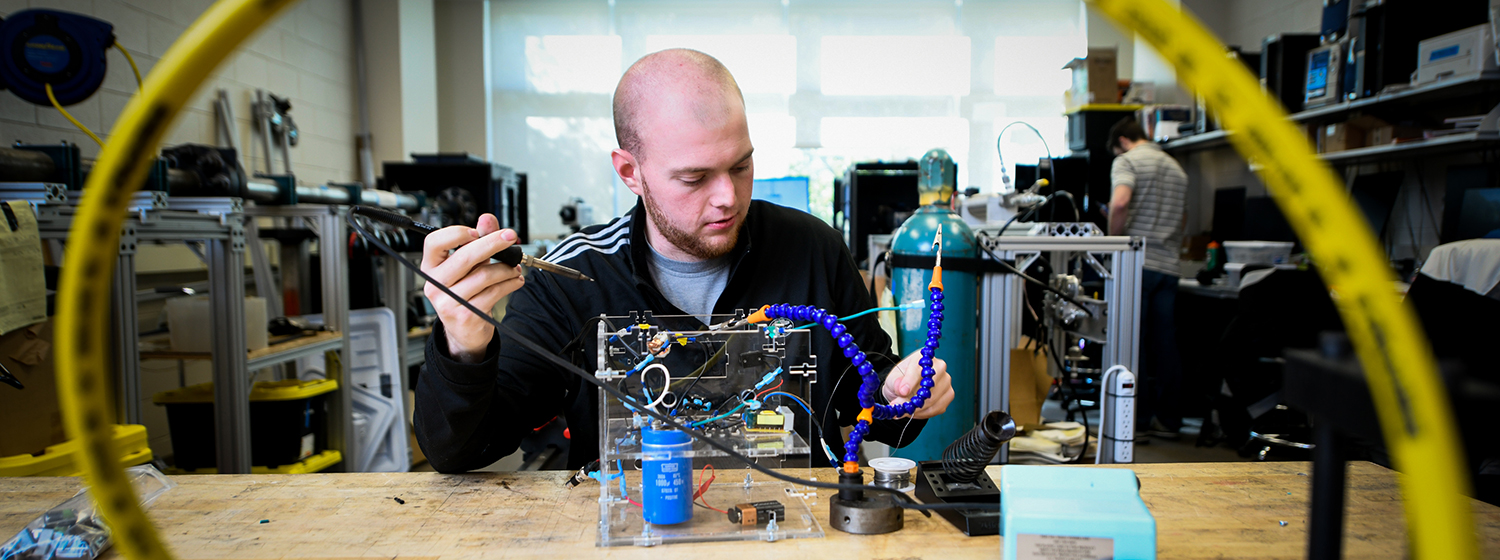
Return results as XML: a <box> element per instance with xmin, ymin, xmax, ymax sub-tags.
<box><xmin>1138</xmin><ymin>270</ymin><xmax>1182</xmax><ymax>431</ymax></box>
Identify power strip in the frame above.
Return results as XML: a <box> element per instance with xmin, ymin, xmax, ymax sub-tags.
<box><xmin>1099</xmin><ymin>365</ymin><xmax>1136</xmax><ymax>464</ymax></box>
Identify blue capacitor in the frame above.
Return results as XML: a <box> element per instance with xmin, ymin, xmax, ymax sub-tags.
<box><xmin>640</xmin><ymin>428</ymin><xmax>692</xmax><ymax>525</ymax></box>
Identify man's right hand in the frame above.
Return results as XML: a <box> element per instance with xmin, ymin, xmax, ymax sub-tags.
<box><xmin>421</xmin><ymin>213</ymin><xmax>526</xmax><ymax>363</ymax></box>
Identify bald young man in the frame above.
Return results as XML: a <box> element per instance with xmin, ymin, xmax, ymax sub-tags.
<box><xmin>413</xmin><ymin>49</ymin><xmax>953</xmax><ymax>473</ymax></box>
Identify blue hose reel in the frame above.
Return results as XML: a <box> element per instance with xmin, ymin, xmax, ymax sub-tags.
<box><xmin>0</xmin><ymin>9</ymin><xmax>115</xmax><ymax>106</ymax></box>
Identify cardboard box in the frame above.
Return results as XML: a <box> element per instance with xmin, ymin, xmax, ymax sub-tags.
<box><xmin>1319</xmin><ymin>116</ymin><xmax>1388</xmax><ymax>153</ymax></box>
<box><xmin>164</xmin><ymin>296</ymin><xmax>269</xmax><ymax>352</ymax></box>
<box><xmin>1367</xmin><ymin>124</ymin><xmax>1425</xmax><ymax>146</ymax></box>
<box><xmin>1297</xmin><ymin>123</ymin><xmax>1317</xmax><ymax>147</ymax></box>
<box><xmin>1319</xmin><ymin>123</ymin><xmax>1361</xmax><ymax>153</ymax></box>
<box><xmin>0</xmin><ymin>320</ymin><xmax>65</xmax><ymax>457</ymax></box>
<box><xmin>1008</xmin><ymin>339</ymin><xmax>1056</xmax><ymax>431</ymax></box>
<box><xmin>1064</xmin><ymin>48</ymin><xmax>1119</xmax><ymax>107</ymax></box>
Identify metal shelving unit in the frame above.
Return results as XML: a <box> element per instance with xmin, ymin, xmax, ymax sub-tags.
<box><xmin>5</xmin><ymin>185</ymin><xmax>359</xmax><ymax>475</ymax></box>
<box><xmin>1165</xmin><ymin>72</ymin><xmax>1500</xmax><ymax>158</ymax></box>
<box><xmin>28</xmin><ymin>190</ymin><xmax>244</xmax><ymax>431</ymax></box>
<box><xmin>243</xmin><ymin>203</ymin><xmax>355</xmax><ymax>474</ymax></box>
<box><xmin>974</xmin><ymin>230</ymin><xmax>1144</xmax><ymax>464</ymax></box>
<box><xmin>1164</xmin><ymin>129</ymin><xmax>1500</xmax><ymax>161</ymax></box>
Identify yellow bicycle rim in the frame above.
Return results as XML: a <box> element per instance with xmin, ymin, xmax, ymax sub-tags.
<box><xmin>1087</xmin><ymin>0</ymin><xmax>1475</xmax><ymax>557</ymax></box>
<box><xmin>55</xmin><ymin>0</ymin><xmax>298</xmax><ymax>559</ymax></box>
<box><xmin>56</xmin><ymin>0</ymin><xmax>1474</xmax><ymax>559</ymax></box>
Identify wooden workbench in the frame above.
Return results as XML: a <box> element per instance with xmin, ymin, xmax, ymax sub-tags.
<box><xmin>3</xmin><ymin>462</ymin><xmax>1499</xmax><ymax>559</ymax></box>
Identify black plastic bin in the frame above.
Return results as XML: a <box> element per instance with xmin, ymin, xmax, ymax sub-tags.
<box><xmin>152</xmin><ymin>378</ymin><xmax>337</xmax><ymax>470</ymax></box>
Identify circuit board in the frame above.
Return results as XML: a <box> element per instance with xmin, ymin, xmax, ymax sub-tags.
<box><xmin>592</xmin><ymin>311</ymin><xmax>825</xmax><ymax>546</ymax></box>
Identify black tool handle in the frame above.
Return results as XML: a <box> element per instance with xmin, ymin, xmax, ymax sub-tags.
<box><xmin>490</xmin><ymin>244</ymin><xmax>523</xmax><ymax>267</ymax></box>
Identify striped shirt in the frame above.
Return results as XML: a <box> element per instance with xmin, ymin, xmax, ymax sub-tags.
<box><xmin>1111</xmin><ymin>142</ymin><xmax>1188</xmax><ymax>275</ymax></box>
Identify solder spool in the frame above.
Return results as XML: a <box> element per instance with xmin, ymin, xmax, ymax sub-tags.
<box><xmin>868</xmin><ymin>457</ymin><xmax>916</xmax><ymax>492</ymax></box>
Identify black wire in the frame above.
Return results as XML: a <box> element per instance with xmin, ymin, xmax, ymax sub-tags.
<box><xmin>670</xmin><ymin>355</ymin><xmax>716</xmax><ymax>416</ymax></box>
<box><xmin>1045</xmin><ymin>337</ymin><xmax>1091</xmax><ymax>464</ymax></box>
<box><xmin>348</xmin><ymin>214</ymin><xmax>995</xmax><ymax>512</ymax></box>
<box><xmin>994</xmin><ymin>190</ymin><xmax>1081</xmax><ymax>237</ymax></box>
<box><xmin>974</xmin><ymin>232</ymin><xmax>1096</xmax><ymax>316</ymax></box>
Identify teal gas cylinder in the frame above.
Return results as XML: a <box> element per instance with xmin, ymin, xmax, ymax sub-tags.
<box><xmin>889</xmin><ymin>150</ymin><xmax>978</xmax><ymax>461</ymax></box>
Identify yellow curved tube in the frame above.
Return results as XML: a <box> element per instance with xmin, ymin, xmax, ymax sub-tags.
<box><xmin>54</xmin><ymin>0</ymin><xmax>298</xmax><ymax>559</ymax></box>
<box><xmin>1086</xmin><ymin>0</ymin><xmax>1476</xmax><ymax>557</ymax></box>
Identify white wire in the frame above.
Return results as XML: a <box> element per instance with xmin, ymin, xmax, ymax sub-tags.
<box><xmin>996</xmin><ymin>120</ymin><xmax>1055</xmax><ymax>193</ymax></box>
<box><xmin>643</xmin><ymin>363</ymin><xmax>671</xmax><ymax>410</ymax></box>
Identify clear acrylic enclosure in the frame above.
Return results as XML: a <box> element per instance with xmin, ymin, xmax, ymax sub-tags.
<box><xmin>593</xmin><ymin>311</ymin><xmax>825</xmax><ymax>546</ymax></box>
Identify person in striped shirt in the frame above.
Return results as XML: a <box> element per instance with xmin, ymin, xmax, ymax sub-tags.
<box><xmin>1108</xmin><ymin>118</ymin><xmax>1188</xmax><ymax>440</ymax></box>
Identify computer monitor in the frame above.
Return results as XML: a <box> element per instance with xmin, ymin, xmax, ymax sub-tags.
<box><xmin>753</xmin><ymin>176</ymin><xmax>811</xmax><ymax>214</ymax></box>
<box><xmin>1443</xmin><ymin>164</ymin><xmax>1500</xmax><ymax>243</ymax></box>
<box><xmin>1015</xmin><ymin>157</ymin><xmax>1092</xmax><ymax>224</ymax></box>
<box><xmin>1242</xmin><ymin>196</ymin><xmax>1299</xmax><ymax>245</ymax></box>
<box><xmin>1348</xmin><ymin>171</ymin><xmax>1403</xmax><ymax>241</ymax></box>
<box><xmin>1211</xmin><ymin>187</ymin><xmax>1247</xmax><ymax>242</ymax></box>
<box><xmin>1456</xmin><ymin>188</ymin><xmax>1500</xmax><ymax>239</ymax></box>
<box><xmin>838</xmin><ymin>162</ymin><xmax>920</xmax><ymax>264</ymax></box>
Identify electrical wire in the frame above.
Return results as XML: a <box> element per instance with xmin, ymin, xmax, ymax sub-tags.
<box><xmin>755</xmin><ymin>378</ymin><xmax>784</xmax><ymax>398</ymax></box>
<box><xmin>666</xmin><ymin>340</ymin><xmax>725</xmax><ymax>416</ymax></box>
<box><xmin>690</xmin><ymin>402</ymin><xmax>746</xmax><ymax>427</ymax></box>
<box><xmin>788</xmin><ymin>301</ymin><xmax>923</xmax><ymax>330</ymax></box>
<box><xmin>993</xmin><ymin>190</ymin><xmax>1080</xmax><ymax>238</ymax></box>
<box><xmin>45</xmin><ymin>84</ymin><xmax>104</xmax><ymax>147</ymax></box>
<box><xmin>615</xmin><ymin>459</ymin><xmax>642</xmax><ymax>507</ymax></box>
<box><xmin>974</xmin><ymin>232</ymin><xmax>1095</xmax><ymax>316</ymax></box>
<box><xmin>347</xmin><ymin>215</ymin><xmax>997</xmax><ymax>512</ymax></box>
<box><xmin>642</xmin><ymin>363</ymin><xmax>670</xmax><ymax>409</ymax></box>
<box><xmin>694</xmin><ymin>464</ymin><xmax>727</xmax><ymax>514</ymax></box>
<box><xmin>765</xmin><ymin>392</ymin><xmax>813</xmax><ymax>418</ymax></box>
<box><xmin>763</xmin><ymin>390</ymin><xmax>833</xmax><ymax>465</ymax></box>
<box><xmin>115</xmin><ymin>41</ymin><xmax>143</xmax><ymax>91</ymax></box>
<box><xmin>1046</xmin><ymin>337</ymin><xmax>1091</xmax><ymax>463</ymax></box>
<box><xmin>997</xmin><ymin>120</ymin><xmax>1056</xmax><ymax>191</ymax></box>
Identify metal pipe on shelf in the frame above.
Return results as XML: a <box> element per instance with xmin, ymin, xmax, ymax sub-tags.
<box><xmin>0</xmin><ymin>148</ymin><xmax>59</xmax><ymax>181</ymax></box>
<box><xmin>0</xmin><ymin>147</ymin><xmax>421</xmax><ymax>210</ymax></box>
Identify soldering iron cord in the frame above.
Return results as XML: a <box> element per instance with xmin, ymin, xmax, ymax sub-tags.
<box><xmin>347</xmin><ymin>215</ymin><xmax>998</xmax><ymax>512</ymax></box>
<box><xmin>973</xmin><ymin>231</ymin><xmax>1095</xmax><ymax>315</ymax></box>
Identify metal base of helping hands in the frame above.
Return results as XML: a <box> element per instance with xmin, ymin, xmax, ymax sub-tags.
<box><xmin>829</xmin><ymin>470</ymin><xmax>904</xmax><ymax>535</ymax></box>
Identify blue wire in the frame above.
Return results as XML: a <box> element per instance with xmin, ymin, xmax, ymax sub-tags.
<box><xmin>763</xmin><ymin>391</ymin><xmax>838</xmax><ymax>468</ymax></box>
<box><xmin>788</xmin><ymin>303</ymin><xmax>922</xmax><ymax>330</ymax></box>
<box><xmin>616</xmin><ymin>459</ymin><xmax>627</xmax><ymax>499</ymax></box>
<box><xmin>626</xmin><ymin>353</ymin><xmax>655</xmax><ymax>375</ymax></box>
<box><xmin>690</xmin><ymin>402</ymin><xmax>746</xmax><ymax>427</ymax></box>
<box><xmin>763</xmin><ymin>391</ymin><xmax>813</xmax><ymax>418</ymax></box>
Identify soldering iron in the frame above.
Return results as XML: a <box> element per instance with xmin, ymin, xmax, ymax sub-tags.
<box><xmin>350</xmin><ymin>205</ymin><xmax>594</xmax><ymax>282</ymax></box>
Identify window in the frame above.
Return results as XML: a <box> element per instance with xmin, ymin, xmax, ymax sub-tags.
<box><xmin>993</xmin><ymin>35</ymin><xmax>1083</xmax><ymax>96</ymax></box>
<box><xmin>747</xmin><ymin>114</ymin><xmax>797</xmax><ymax>179</ymax></box>
<box><xmin>525</xmin><ymin>35</ymin><xmax>622</xmax><ymax>94</ymax></box>
<box><xmin>643</xmin><ymin>35</ymin><xmax>796</xmax><ymax>95</ymax></box>
<box><xmin>821</xmin><ymin>117</ymin><xmax>971</xmax><ymax>186</ymax></box>
<box><xmin>820</xmin><ymin>36</ymin><xmax>971</xmax><ymax>96</ymax></box>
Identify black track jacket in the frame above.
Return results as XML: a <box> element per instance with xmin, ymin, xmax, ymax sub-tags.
<box><xmin>414</xmin><ymin>199</ymin><xmax>927</xmax><ymax>472</ymax></box>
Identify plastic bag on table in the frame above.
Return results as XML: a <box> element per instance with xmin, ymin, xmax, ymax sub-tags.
<box><xmin>1</xmin><ymin>464</ymin><xmax>176</xmax><ymax>560</ymax></box>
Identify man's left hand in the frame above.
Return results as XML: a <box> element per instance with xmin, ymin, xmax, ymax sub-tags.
<box><xmin>881</xmin><ymin>350</ymin><xmax>953</xmax><ymax>420</ymax></box>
